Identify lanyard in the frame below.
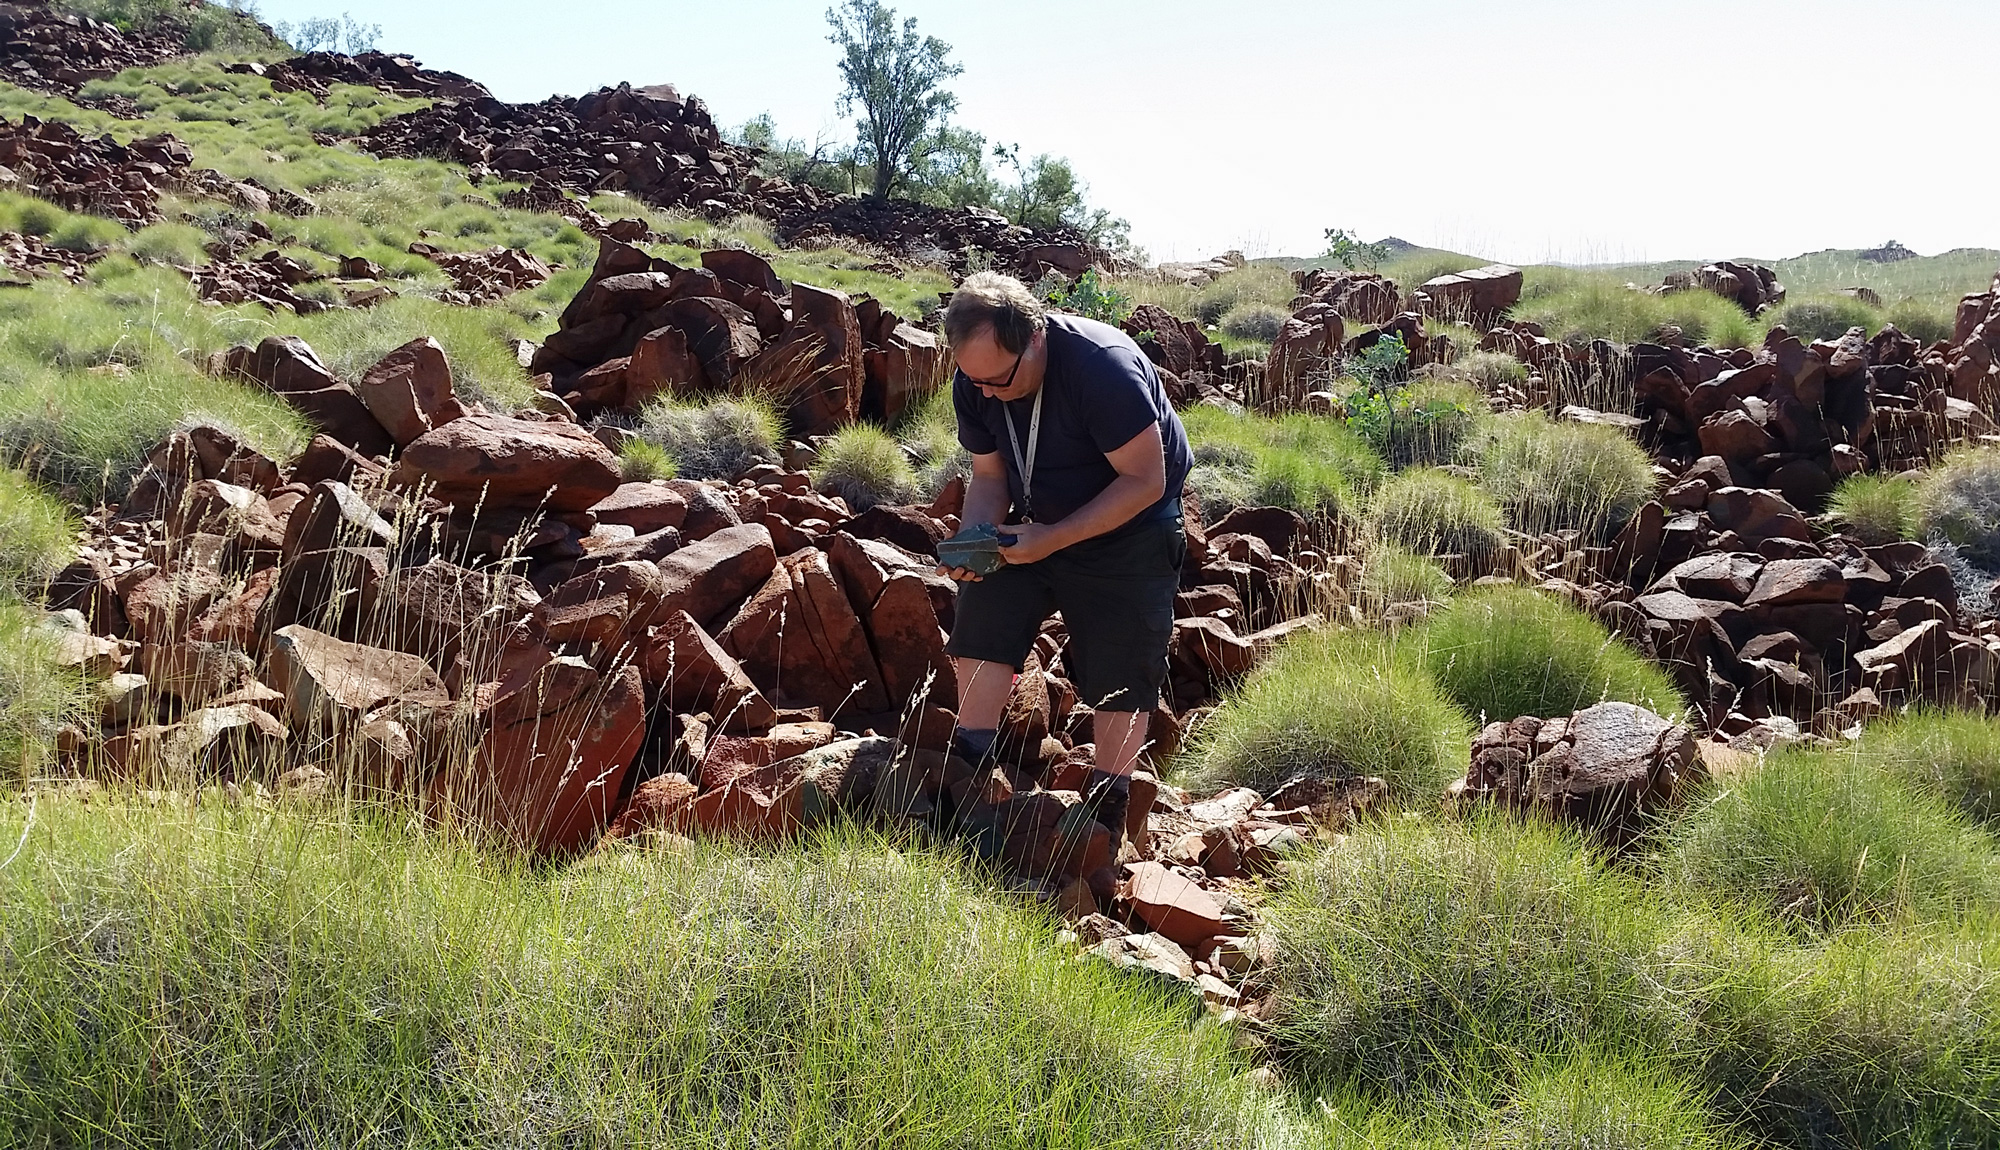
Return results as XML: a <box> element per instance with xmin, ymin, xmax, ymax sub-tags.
<box><xmin>1002</xmin><ymin>386</ymin><xmax>1043</xmax><ymax>520</ymax></box>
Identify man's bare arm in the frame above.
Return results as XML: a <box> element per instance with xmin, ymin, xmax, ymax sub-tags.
<box><xmin>1000</xmin><ymin>424</ymin><xmax>1164</xmax><ymax>564</ymax></box>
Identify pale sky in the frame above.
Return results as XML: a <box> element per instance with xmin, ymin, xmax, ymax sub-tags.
<box><xmin>254</xmin><ymin>0</ymin><xmax>2000</xmax><ymax>265</ymax></box>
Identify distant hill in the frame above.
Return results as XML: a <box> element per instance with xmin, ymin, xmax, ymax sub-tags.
<box><xmin>1251</xmin><ymin>241</ymin><xmax>1999</xmax><ymax>308</ymax></box>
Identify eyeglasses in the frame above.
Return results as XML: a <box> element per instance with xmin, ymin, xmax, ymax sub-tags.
<box><xmin>968</xmin><ymin>351</ymin><xmax>1023</xmax><ymax>393</ymax></box>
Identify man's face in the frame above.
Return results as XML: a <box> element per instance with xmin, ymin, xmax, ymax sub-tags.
<box><xmin>955</xmin><ymin>327</ymin><xmax>1039</xmax><ymax>401</ymax></box>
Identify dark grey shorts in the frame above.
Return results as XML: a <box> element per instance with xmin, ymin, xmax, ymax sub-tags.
<box><xmin>947</xmin><ymin>517</ymin><xmax>1185</xmax><ymax>713</ymax></box>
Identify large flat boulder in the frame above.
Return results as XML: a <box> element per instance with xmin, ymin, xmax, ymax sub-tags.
<box><xmin>391</xmin><ymin>413</ymin><xmax>621</xmax><ymax>512</ymax></box>
<box><xmin>268</xmin><ymin>623</ymin><xmax>448</xmax><ymax>730</ymax></box>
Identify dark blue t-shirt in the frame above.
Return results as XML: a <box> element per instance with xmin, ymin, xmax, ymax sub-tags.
<box><xmin>954</xmin><ymin>314</ymin><xmax>1191</xmax><ymax>532</ymax></box>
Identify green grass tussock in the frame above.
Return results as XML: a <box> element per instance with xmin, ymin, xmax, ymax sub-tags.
<box><xmin>280</xmin><ymin>294</ymin><xmax>545</xmax><ymax>411</ymax></box>
<box><xmin>1886</xmin><ymin>297</ymin><xmax>1956</xmax><ymax>345</ymax></box>
<box><xmin>1827</xmin><ymin>472</ymin><xmax>1919</xmax><ymax>544</ymax></box>
<box><xmin>1472</xmin><ymin>1052</ymin><xmax>1747</xmax><ymax>1150</ymax></box>
<box><xmin>811</xmin><ymin>423</ymin><xmax>916</xmax><ymax>510</ymax></box>
<box><xmin>1916</xmin><ymin>446</ymin><xmax>2000</xmax><ymax>569</ymax></box>
<box><xmin>1658</xmin><ymin>742</ymin><xmax>2000</xmax><ymax>931</ymax></box>
<box><xmin>1181</xmin><ymin>405</ymin><xmax>1383</xmax><ymax>521</ymax></box>
<box><xmin>1512</xmin><ymin>268</ymin><xmax>1758</xmax><ymax>349</ymax></box>
<box><xmin>1358</xmin><ymin>542</ymin><xmax>1455</xmax><ymax>610</ymax></box>
<box><xmin>1219</xmin><ymin>301</ymin><xmax>1287</xmax><ymax>344</ymax></box>
<box><xmin>1267</xmin><ymin>817</ymin><xmax>1700</xmax><ymax>1117</ymax></box>
<box><xmin>0</xmin><ymin>801</ymin><xmax>1286</xmax><ymax>1148</ymax></box>
<box><xmin>1417</xmin><ymin>584</ymin><xmax>1686</xmax><ymax>724</ymax></box>
<box><xmin>1472</xmin><ymin>413</ymin><xmax>1657</xmax><ymax>542</ymax></box>
<box><xmin>1183</xmin><ymin>627</ymin><xmax>1471</xmax><ymax>802</ymax></box>
<box><xmin>0</xmin><ymin>359</ymin><xmax>309</xmax><ymax>500</ymax></box>
<box><xmin>617</xmin><ymin>438</ymin><xmax>676</xmax><ymax>483</ymax></box>
<box><xmin>1422</xmin><ymin>350</ymin><xmax>1526</xmax><ymax>393</ymax></box>
<box><xmin>0</xmin><ymin>467</ymin><xmax>75</xmax><ymax>598</ymax></box>
<box><xmin>1191</xmin><ymin>265</ymin><xmax>1295</xmax><ymax>326</ymax></box>
<box><xmin>895</xmin><ymin>387</ymin><xmax>969</xmax><ymax>501</ymax></box>
<box><xmin>634</xmin><ymin>395</ymin><xmax>784</xmax><ymax>481</ymax></box>
<box><xmin>1853</xmin><ymin>708</ymin><xmax>2000</xmax><ymax>826</ymax></box>
<box><xmin>0</xmin><ymin>189</ymin><xmax>126</xmax><ymax>256</ymax></box>
<box><xmin>0</xmin><ymin>598</ymin><xmax>80</xmax><ymax>778</ymax></box>
<box><xmin>1764</xmin><ymin>294</ymin><xmax>1883</xmax><ymax>343</ymax></box>
<box><xmin>1267</xmin><ymin>816</ymin><xmax>2000</xmax><ymax>1148</ymax></box>
<box><xmin>1367</xmin><ymin>468</ymin><xmax>1504</xmax><ymax>569</ymax></box>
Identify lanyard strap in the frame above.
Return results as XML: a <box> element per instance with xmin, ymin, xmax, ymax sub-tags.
<box><xmin>1002</xmin><ymin>386</ymin><xmax>1043</xmax><ymax>520</ymax></box>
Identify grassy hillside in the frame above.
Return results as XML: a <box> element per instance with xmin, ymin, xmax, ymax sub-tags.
<box><xmin>0</xmin><ymin>54</ymin><xmax>942</xmax><ymax>500</ymax></box>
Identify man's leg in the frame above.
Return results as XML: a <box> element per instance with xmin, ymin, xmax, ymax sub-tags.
<box><xmin>1091</xmin><ymin>709</ymin><xmax>1149</xmax><ymax>779</ymax></box>
<box><xmin>943</xmin><ymin>563</ymin><xmax>1053</xmax><ymax>762</ymax></box>
<box><xmin>949</xmin><ymin>656</ymin><xmax>1016</xmax><ymax>760</ymax></box>
<box><xmin>1048</xmin><ymin>520</ymin><xmax>1184</xmax><ymax>840</ymax></box>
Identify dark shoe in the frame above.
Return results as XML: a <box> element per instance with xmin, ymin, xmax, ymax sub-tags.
<box><xmin>1077</xmin><ymin>774</ymin><xmax>1130</xmax><ymax>847</ymax></box>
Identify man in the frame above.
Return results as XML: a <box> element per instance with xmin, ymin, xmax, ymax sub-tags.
<box><xmin>936</xmin><ymin>271</ymin><xmax>1192</xmax><ymax>845</ymax></box>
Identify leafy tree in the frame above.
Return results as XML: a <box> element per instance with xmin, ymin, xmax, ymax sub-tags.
<box><xmin>341</xmin><ymin>12</ymin><xmax>381</xmax><ymax>53</ymax></box>
<box><xmin>273</xmin><ymin>11</ymin><xmax>376</xmax><ymax>54</ymax></box>
<box><xmin>280</xmin><ymin>16</ymin><xmax>339</xmax><ymax>51</ymax></box>
<box><xmin>1322</xmin><ymin>227</ymin><xmax>1391</xmax><ymax>272</ymax></box>
<box><xmin>734</xmin><ymin>114</ymin><xmax>857</xmax><ymax>195</ymax></box>
<box><xmin>826</xmin><ymin>0</ymin><xmax>962</xmax><ymax>200</ymax></box>
<box><xmin>989</xmin><ymin>146</ymin><xmax>1134</xmax><ymax>254</ymax></box>
<box><xmin>906</xmin><ymin>126</ymin><xmax>1001</xmax><ymax>210</ymax></box>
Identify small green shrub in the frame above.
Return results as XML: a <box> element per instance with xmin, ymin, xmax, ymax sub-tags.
<box><xmin>1826</xmin><ymin>472</ymin><xmax>1918</xmax><ymax>544</ymax></box>
<box><xmin>1348</xmin><ymin>376</ymin><xmax>1489</xmax><ymax>469</ymax></box>
<box><xmin>1359</xmin><ymin>542</ymin><xmax>1454</xmax><ymax>610</ymax></box>
<box><xmin>1183</xmin><ymin>626</ymin><xmax>1472</xmax><ymax>802</ymax></box>
<box><xmin>1218</xmin><ymin>302</ymin><xmax>1287</xmax><ymax>344</ymax></box>
<box><xmin>617</xmin><ymin>439</ymin><xmax>676</xmax><ymax>483</ymax></box>
<box><xmin>1369</xmin><ymin>468</ymin><xmax>1504</xmax><ymax>568</ymax></box>
<box><xmin>0</xmin><ymin>468</ymin><xmax>75</xmax><ymax>599</ymax></box>
<box><xmin>1417</xmin><ymin>585</ymin><xmax>1686</xmax><ymax>725</ymax></box>
<box><xmin>1658</xmin><ymin>744</ymin><xmax>2000</xmax><ymax>930</ymax></box>
<box><xmin>1044</xmin><ymin>269</ymin><xmax>1133</xmax><ymax>327</ymax></box>
<box><xmin>1916</xmin><ymin>447</ymin><xmax>2000</xmax><ymax>568</ymax></box>
<box><xmin>634</xmin><ymin>395</ymin><xmax>782</xmax><ymax>481</ymax></box>
<box><xmin>1764</xmin><ymin>295</ymin><xmax>1882</xmax><ymax>343</ymax></box>
<box><xmin>1473</xmin><ymin>414</ymin><xmax>1656</xmax><ymax>542</ymax></box>
<box><xmin>811</xmin><ymin>423</ymin><xmax>916</xmax><ymax>511</ymax></box>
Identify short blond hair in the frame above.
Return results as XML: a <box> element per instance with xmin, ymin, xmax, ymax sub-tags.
<box><xmin>943</xmin><ymin>271</ymin><xmax>1046</xmax><ymax>354</ymax></box>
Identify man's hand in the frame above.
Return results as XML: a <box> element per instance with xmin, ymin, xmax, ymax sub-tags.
<box><xmin>997</xmin><ymin>521</ymin><xmax>1064</xmax><ymax>565</ymax></box>
<box><xmin>938</xmin><ymin>563</ymin><xmax>984</xmax><ymax>583</ymax></box>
